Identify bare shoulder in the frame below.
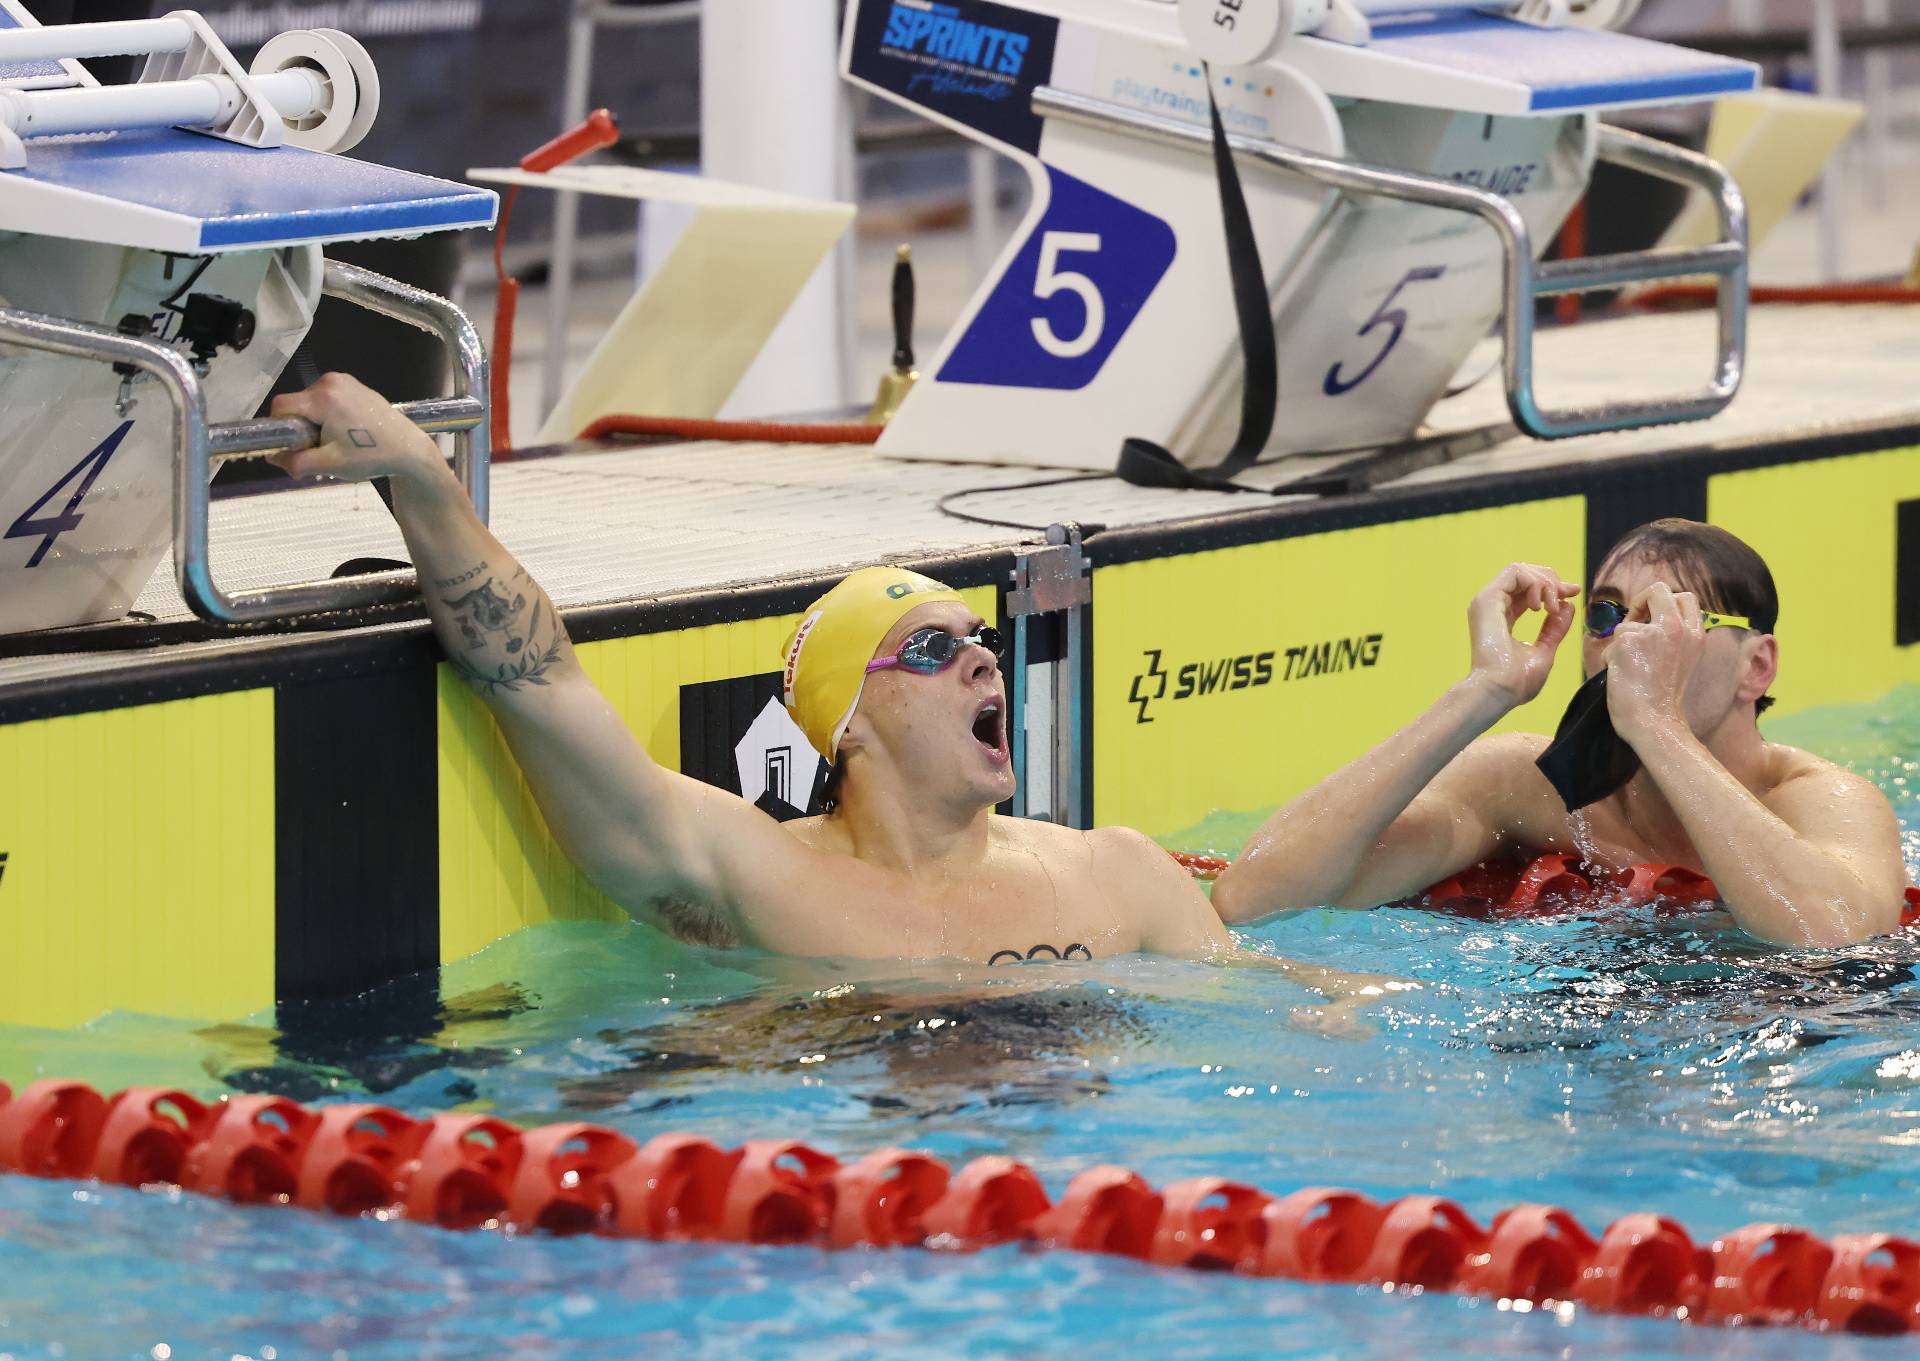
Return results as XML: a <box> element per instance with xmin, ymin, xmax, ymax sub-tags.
<box><xmin>1460</xmin><ymin>729</ymin><xmax>1552</xmax><ymax>769</ymax></box>
<box><xmin>1080</xmin><ymin>823</ymin><xmax>1225</xmax><ymax>955</ymax></box>
<box><xmin>1081</xmin><ymin>822</ymin><xmax>1175</xmax><ymax>870</ymax></box>
<box><xmin>1762</xmin><ymin>743</ymin><xmax>1896</xmax><ymax>818</ymax></box>
<box><xmin>994</xmin><ymin>818</ymin><xmax>1184</xmax><ymax>888</ymax></box>
<box><xmin>1079</xmin><ymin>824</ymin><xmax>1212</xmax><ymax>904</ymax></box>
<box><xmin>778</xmin><ymin>811</ymin><xmax>842</xmax><ymax>853</ymax></box>
<box><xmin>673</xmin><ymin>800</ymin><xmax>895</xmax><ymax>954</ymax></box>
<box><xmin>1436</xmin><ymin>728</ymin><xmax>1556</xmax><ymax>804</ymax></box>
<box><xmin>1759</xmin><ymin>744</ymin><xmax>1908</xmax><ymax>909</ymax></box>
<box><xmin>1435</xmin><ymin>729</ymin><xmax>1566</xmax><ymax>847</ymax></box>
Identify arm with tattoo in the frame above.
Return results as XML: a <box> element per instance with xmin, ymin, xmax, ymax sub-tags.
<box><xmin>390</xmin><ymin>473</ymin><xmax>581</xmax><ymax>703</ymax></box>
<box><xmin>436</xmin><ymin>568</ymin><xmax>567</xmax><ymax>695</ymax></box>
<box><xmin>265</xmin><ymin>376</ymin><xmax>585</xmax><ymax>705</ymax></box>
<box><xmin>265</xmin><ymin>374</ymin><xmax>787</xmax><ymax>938</ymax></box>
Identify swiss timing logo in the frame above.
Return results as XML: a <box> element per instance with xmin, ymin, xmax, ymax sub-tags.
<box><xmin>1129</xmin><ymin>649</ymin><xmax>1169</xmax><ymax>723</ymax></box>
<box><xmin>1126</xmin><ymin>635</ymin><xmax>1385</xmax><ymax>724</ymax></box>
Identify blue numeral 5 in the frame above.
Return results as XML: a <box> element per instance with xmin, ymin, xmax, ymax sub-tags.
<box><xmin>1323</xmin><ymin>266</ymin><xmax>1447</xmax><ymax>397</ymax></box>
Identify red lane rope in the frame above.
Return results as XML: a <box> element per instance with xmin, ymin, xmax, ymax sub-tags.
<box><xmin>1171</xmin><ymin>851</ymin><xmax>1920</xmax><ymax>927</ymax></box>
<box><xmin>1171</xmin><ymin>850</ymin><xmax>1229</xmax><ymax>880</ymax></box>
<box><xmin>0</xmin><ymin>1078</ymin><xmax>1914</xmax><ymax>1333</ymax></box>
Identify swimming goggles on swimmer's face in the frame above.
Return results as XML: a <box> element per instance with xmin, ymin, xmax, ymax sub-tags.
<box><xmin>1585</xmin><ymin>597</ymin><xmax>1750</xmax><ymax>639</ymax></box>
<box><xmin>866</xmin><ymin>625</ymin><xmax>1004</xmax><ymax>676</ymax></box>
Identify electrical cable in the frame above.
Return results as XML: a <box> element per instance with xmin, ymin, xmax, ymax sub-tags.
<box><xmin>935</xmin><ymin>473</ymin><xmax>1114</xmax><ymax>533</ymax></box>
<box><xmin>157</xmin><ymin>254</ymin><xmax>214</xmax><ymax>316</ymax></box>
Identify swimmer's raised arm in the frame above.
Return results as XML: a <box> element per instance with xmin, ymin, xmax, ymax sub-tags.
<box><xmin>1211</xmin><ymin>564</ymin><xmax>1578</xmax><ymax>923</ymax></box>
<box><xmin>270</xmin><ymin>375</ymin><xmax>804</xmax><ymax>936</ymax></box>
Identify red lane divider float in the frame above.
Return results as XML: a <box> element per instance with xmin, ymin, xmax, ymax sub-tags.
<box><xmin>1170</xmin><ymin>851</ymin><xmax>1920</xmax><ymax>928</ymax></box>
<box><xmin>0</xmin><ymin>1079</ymin><xmax>1914</xmax><ymax>1335</ymax></box>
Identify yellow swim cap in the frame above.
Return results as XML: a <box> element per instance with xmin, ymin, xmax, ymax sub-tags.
<box><xmin>781</xmin><ymin>566</ymin><xmax>958</xmax><ymax>761</ymax></box>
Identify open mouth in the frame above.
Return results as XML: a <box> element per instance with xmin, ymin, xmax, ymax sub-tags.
<box><xmin>971</xmin><ymin>699</ymin><xmax>1008</xmax><ymax>760</ymax></box>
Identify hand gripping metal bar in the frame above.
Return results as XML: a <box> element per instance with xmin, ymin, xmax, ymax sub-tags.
<box><xmin>0</xmin><ymin>259</ymin><xmax>487</xmax><ymax>625</ymax></box>
<box><xmin>1032</xmin><ymin>86</ymin><xmax>1748</xmax><ymax>441</ymax></box>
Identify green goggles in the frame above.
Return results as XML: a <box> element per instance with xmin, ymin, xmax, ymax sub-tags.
<box><xmin>1585</xmin><ymin>597</ymin><xmax>1751</xmax><ymax>638</ymax></box>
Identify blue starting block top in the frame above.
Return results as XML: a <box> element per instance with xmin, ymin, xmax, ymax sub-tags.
<box><xmin>0</xmin><ymin>4</ymin><xmax>79</xmax><ymax>86</ymax></box>
<box><xmin>1300</xmin><ymin>13</ymin><xmax>1759</xmax><ymax>116</ymax></box>
<box><xmin>7</xmin><ymin>128</ymin><xmax>499</xmax><ymax>251</ymax></box>
<box><xmin>0</xmin><ymin>0</ymin><xmax>495</xmax><ymax>251</ymax></box>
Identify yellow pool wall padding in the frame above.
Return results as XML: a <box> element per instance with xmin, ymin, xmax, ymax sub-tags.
<box><xmin>1710</xmin><ymin>446</ymin><xmax>1920</xmax><ymax>712</ymax></box>
<box><xmin>0</xmin><ymin>691</ymin><xmax>274</xmax><ymax>1029</ymax></box>
<box><xmin>1093</xmin><ymin>498</ymin><xmax>1587</xmax><ymax>836</ymax></box>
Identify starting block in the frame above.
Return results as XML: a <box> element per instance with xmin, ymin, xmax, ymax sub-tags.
<box><xmin>0</xmin><ymin>2</ymin><xmax>496</xmax><ymax>636</ymax></box>
<box><xmin>842</xmin><ymin>0</ymin><xmax>1759</xmax><ymax>472</ymax></box>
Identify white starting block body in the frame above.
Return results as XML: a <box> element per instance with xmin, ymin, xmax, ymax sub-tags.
<box><xmin>0</xmin><ymin>2</ymin><xmax>496</xmax><ymax>636</ymax></box>
<box><xmin>842</xmin><ymin>0</ymin><xmax>1759</xmax><ymax>471</ymax></box>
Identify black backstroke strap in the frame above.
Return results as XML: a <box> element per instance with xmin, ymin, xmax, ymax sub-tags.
<box><xmin>1116</xmin><ymin>64</ymin><xmax>1277</xmax><ymax>493</ymax></box>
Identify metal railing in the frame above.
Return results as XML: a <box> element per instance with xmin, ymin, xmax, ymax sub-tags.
<box><xmin>0</xmin><ymin>259</ymin><xmax>488</xmax><ymax>625</ymax></box>
<box><xmin>1034</xmin><ymin>85</ymin><xmax>1749</xmax><ymax>441</ymax></box>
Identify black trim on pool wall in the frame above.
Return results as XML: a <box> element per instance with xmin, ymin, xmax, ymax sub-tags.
<box><xmin>1584</xmin><ymin>471</ymin><xmax>1710</xmax><ymax>587</ymax></box>
<box><xmin>274</xmin><ymin>664</ymin><xmax>440</xmax><ymax>1005</ymax></box>
<box><xmin>1898</xmin><ymin>498</ymin><xmax>1920</xmax><ymax>649</ymax></box>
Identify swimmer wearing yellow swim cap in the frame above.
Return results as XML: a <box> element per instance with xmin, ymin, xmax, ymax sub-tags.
<box><xmin>780</xmin><ymin>566</ymin><xmax>964</xmax><ymax>765</ymax></box>
<box><xmin>274</xmin><ymin>374</ymin><xmax>1397</xmax><ymax>1022</ymax></box>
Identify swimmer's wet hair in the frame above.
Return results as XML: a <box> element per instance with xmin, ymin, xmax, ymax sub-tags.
<box><xmin>1597</xmin><ymin>517</ymin><xmax>1779</xmax><ymax>714</ymax></box>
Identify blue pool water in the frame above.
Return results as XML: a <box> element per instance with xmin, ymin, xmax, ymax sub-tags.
<box><xmin>5</xmin><ymin>693</ymin><xmax>1920</xmax><ymax>1360</ymax></box>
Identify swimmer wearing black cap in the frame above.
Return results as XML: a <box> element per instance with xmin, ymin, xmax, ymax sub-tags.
<box><xmin>1213</xmin><ymin>520</ymin><xmax>1908</xmax><ymax>947</ymax></box>
<box><xmin>271</xmin><ymin>376</ymin><xmax>1392</xmax><ymax>1017</ymax></box>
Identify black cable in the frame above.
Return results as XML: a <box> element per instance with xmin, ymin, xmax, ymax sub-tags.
<box><xmin>158</xmin><ymin>254</ymin><xmax>214</xmax><ymax>315</ymax></box>
<box><xmin>935</xmin><ymin>473</ymin><xmax>1113</xmax><ymax>533</ymax></box>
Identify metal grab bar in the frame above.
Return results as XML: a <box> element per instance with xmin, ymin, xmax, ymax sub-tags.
<box><xmin>210</xmin><ymin>396</ymin><xmax>485</xmax><ymax>462</ymax></box>
<box><xmin>1032</xmin><ymin>86</ymin><xmax>1749</xmax><ymax>441</ymax></box>
<box><xmin>0</xmin><ymin>258</ymin><xmax>489</xmax><ymax>626</ymax></box>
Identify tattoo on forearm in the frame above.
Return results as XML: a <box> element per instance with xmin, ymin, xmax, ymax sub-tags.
<box><xmin>348</xmin><ymin>428</ymin><xmax>378</xmax><ymax>448</ymax></box>
<box><xmin>433</xmin><ymin>561</ymin><xmax>489</xmax><ymax>590</ymax></box>
<box><xmin>441</xmin><ymin>569</ymin><xmax>567</xmax><ymax>694</ymax></box>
